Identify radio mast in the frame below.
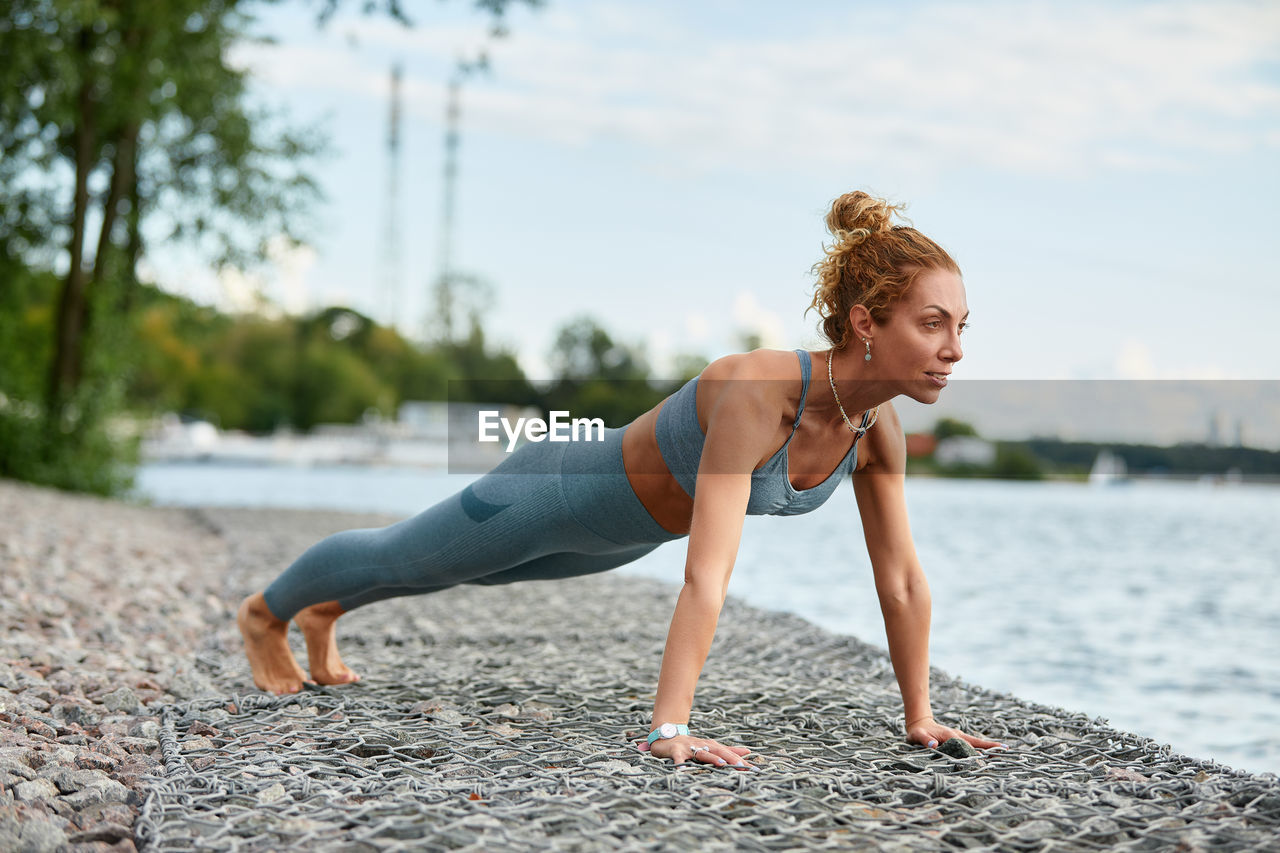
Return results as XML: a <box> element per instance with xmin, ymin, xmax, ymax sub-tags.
<box><xmin>430</xmin><ymin>55</ymin><xmax>488</xmax><ymax>344</ymax></box>
<box><xmin>381</xmin><ymin>63</ymin><xmax>403</xmax><ymax>330</ymax></box>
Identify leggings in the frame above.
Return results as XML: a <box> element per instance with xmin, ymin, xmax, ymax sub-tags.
<box><xmin>262</xmin><ymin>425</ymin><xmax>685</xmax><ymax>621</ymax></box>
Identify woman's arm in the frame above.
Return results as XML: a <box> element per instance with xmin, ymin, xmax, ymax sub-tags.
<box><xmin>650</xmin><ymin>471</ymin><xmax>749</xmax><ymax>727</ymax></box>
<box><xmin>646</xmin><ymin>365</ymin><xmax>780</xmax><ymax>768</ymax></box>
<box><xmin>852</xmin><ymin>450</ymin><xmax>935</xmax><ymax>727</ymax></box>
<box><xmin>852</xmin><ymin>403</ymin><xmax>1002</xmax><ymax>750</ymax></box>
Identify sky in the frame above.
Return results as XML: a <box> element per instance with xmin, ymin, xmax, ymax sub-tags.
<box><xmin>149</xmin><ymin>0</ymin><xmax>1280</xmax><ymax>441</ymax></box>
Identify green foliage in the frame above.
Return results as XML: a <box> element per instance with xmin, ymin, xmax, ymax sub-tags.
<box><xmin>0</xmin><ymin>0</ymin><xmax>550</xmax><ymax>495</ymax></box>
<box><xmin>0</xmin><ymin>380</ymin><xmax>140</xmax><ymax>496</ymax></box>
<box><xmin>128</xmin><ymin>286</ymin><xmax>234</xmax><ymax>413</ymax></box>
<box><xmin>543</xmin><ymin>316</ymin><xmax>668</xmax><ymax>426</ymax></box>
<box><xmin>313</xmin><ymin>0</ymin><xmax>543</xmax><ymax>30</ymax></box>
<box><xmin>0</xmin><ymin>269</ymin><xmax>138</xmax><ymax>495</ymax></box>
<box><xmin>292</xmin><ymin>322</ymin><xmax>390</xmax><ymax>430</ymax></box>
<box><xmin>0</xmin><ymin>259</ymin><xmax>57</xmax><ymax>399</ymax></box>
<box><xmin>0</xmin><ymin>0</ymin><xmax>324</xmax><ymax>270</ymax></box>
<box><xmin>85</xmin><ymin>300</ymin><xmax>684</xmax><ymax>435</ymax></box>
<box><xmin>933</xmin><ymin>417</ymin><xmax>979</xmax><ymax>440</ymax></box>
<box><xmin>920</xmin><ymin>435</ymin><xmax>1280</xmax><ymax>480</ymax></box>
<box><xmin>442</xmin><ymin>324</ymin><xmax>538</xmax><ymax>406</ymax></box>
<box><xmin>110</xmin><ymin>292</ymin><xmax>538</xmax><ymax>433</ymax></box>
<box><xmin>928</xmin><ymin>460</ymin><xmax>988</xmax><ymax>480</ymax></box>
<box><xmin>1021</xmin><ymin>438</ymin><xmax>1280</xmax><ymax>478</ymax></box>
<box><xmin>670</xmin><ymin>353</ymin><xmax>709</xmax><ymax>383</ymax></box>
<box><xmin>202</xmin><ymin>316</ymin><xmax>298</xmax><ymax>431</ymax></box>
<box><xmin>549</xmin><ymin>315</ymin><xmax>650</xmax><ymax>382</ymax></box>
<box><xmin>990</xmin><ymin>443</ymin><xmax>1045</xmax><ymax>481</ymax></box>
<box><xmin>0</xmin><ymin>0</ymin><xmax>324</xmax><ymax>495</ymax></box>
<box><xmin>922</xmin><ymin>423</ymin><xmax>1043</xmax><ymax>480</ymax></box>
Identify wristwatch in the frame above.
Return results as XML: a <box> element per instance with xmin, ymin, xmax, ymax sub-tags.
<box><xmin>647</xmin><ymin>722</ymin><xmax>689</xmax><ymax>745</ymax></box>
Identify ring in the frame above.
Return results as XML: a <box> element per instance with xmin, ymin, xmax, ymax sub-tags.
<box><xmin>690</xmin><ymin>746</ymin><xmax>709</xmax><ymax>755</ymax></box>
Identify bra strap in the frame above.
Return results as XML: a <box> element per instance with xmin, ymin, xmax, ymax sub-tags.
<box><xmin>792</xmin><ymin>349</ymin><xmax>811</xmax><ymax>429</ymax></box>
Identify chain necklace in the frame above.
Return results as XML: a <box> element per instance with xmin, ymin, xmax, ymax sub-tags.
<box><xmin>827</xmin><ymin>349</ymin><xmax>879</xmax><ymax>435</ymax></box>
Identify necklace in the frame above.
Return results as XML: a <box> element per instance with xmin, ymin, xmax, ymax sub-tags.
<box><xmin>827</xmin><ymin>349</ymin><xmax>879</xmax><ymax>435</ymax></box>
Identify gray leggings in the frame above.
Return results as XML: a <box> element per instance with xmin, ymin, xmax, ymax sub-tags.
<box><xmin>262</xmin><ymin>426</ymin><xmax>684</xmax><ymax>621</ymax></box>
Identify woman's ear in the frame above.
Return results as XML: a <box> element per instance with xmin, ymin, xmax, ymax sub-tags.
<box><xmin>847</xmin><ymin>304</ymin><xmax>875</xmax><ymax>343</ymax></box>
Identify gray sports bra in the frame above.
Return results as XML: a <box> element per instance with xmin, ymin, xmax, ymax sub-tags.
<box><xmin>653</xmin><ymin>349</ymin><xmax>873</xmax><ymax>516</ymax></box>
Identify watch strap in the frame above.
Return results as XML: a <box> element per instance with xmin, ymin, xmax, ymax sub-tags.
<box><xmin>646</xmin><ymin>723</ymin><xmax>689</xmax><ymax>745</ymax></box>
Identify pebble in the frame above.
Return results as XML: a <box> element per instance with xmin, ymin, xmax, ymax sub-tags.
<box><xmin>0</xmin><ymin>758</ymin><xmax>35</xmax><ymax>781</ymax></box>
<box><xmin>74</xmin><ymin>753</ymin><xmax>119</xmax><ymax>772</ymax></box>
<box><xmin>69</xmin><ymin>821</ymin><xmax>133</xmax><ymax>844</ymax></box>
<box><xmin>13</xmin><ymin>779</ymin><xmax>60</xmax><ymax>802</ymax></box>
<box><xmin>17</xmin><ymin>818</ymin><xmax>68</xmax><ymax>853</ymax></box>
<box><xmin>167</xmin><ymin>670</ymin><xmax>218</xmax><ymax>701</ymax></box>
<box><xmin>256</xmin><ymin>783</ymin><xmax>288</xmax><ymax>805</ymax></box>
<box><xmin>1</xmin><ymin>481</ymin><xmax>236</xmax><ymax>849</ymax></box>
<box><xmin>62</xmin><ymin>778</ymin><xmax>131</xmax><ymax>809</ymax></box>
<box><xmin>128</xmin><ymin>720</ymin><xmax>160</xmax><ymax>739</ymax></box>
<box><xmin>938</xmin><ymin>737</ymin><xmax>979</xmax><ymax>759</ymax></box>
<box><xmin>50</xmin><ymin>702</ymin><xmax>98</xmax><ymax>726</ymax></box>
<box><xmin>180</xmin><ymin>736</ymin><xmax>215</xmax><ymax>753</ymax></box>
<box><xmin>34</xmin><ymin>767</ymin><xmax>80</xmax><ymax>794</ymax></box>
<box><xmin>101</xmin><ymin>688</ymin><xmax>143</xmax><ymax>715</ymax></box>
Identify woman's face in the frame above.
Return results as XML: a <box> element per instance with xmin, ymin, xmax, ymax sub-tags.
<box><xmin>874</xmin><ymin>267</ymin><xmax>968</xmax><ymax>404</ymax></box>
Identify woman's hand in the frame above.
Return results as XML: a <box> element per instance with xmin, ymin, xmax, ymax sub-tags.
<box><xmin>646</xmin><ymin>735</ymin><xmax>754</xmax><ymax>769</ymax></box>
<box><xmin>906</xmin><ymin>717</ymin><xmax>1004</xmax><ymax>751</ymax></box>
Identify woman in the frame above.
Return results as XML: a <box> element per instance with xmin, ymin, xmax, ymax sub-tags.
<box><xmin>238</xmin><ymin>190</ymin><xmax>1000</xmax><ymax>770</ymax></box>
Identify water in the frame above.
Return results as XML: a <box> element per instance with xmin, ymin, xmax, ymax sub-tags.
<box><xmin>134</xmin><ymin>463</ymin><xmax>1280</xmax><ymax>776</ymax></box>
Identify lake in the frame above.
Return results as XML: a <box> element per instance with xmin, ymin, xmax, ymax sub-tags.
<box><xmin>133</xmin><ymin>462</ymin><xmax>1280</xmax><ymax>776</ymax></box>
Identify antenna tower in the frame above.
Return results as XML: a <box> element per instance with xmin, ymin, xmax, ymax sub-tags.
<box><xmin>381</xmin><ymin>63</ymin><xmax>403</xmax><ymax>330</ymax></box>
<box><xmin>430</xmin><ymin>55</ymin><xmax>488</xmax><ymax>344</ymax></box>
<box><xmin>434</xmin><ymin>72</ymin><xmax>461</xmax><ymax>343</ymax></box>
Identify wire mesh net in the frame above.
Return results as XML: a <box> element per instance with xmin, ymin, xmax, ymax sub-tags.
<box><xmin>134</xmin><ymin>521</ymin><xmax>1280</xmax><ymax>853</ymax></box>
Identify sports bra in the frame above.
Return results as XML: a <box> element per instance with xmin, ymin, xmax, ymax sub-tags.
<box><xmin>653</xmin><ymin>349</ymin><xmax>873</xmax><ymax>516</ymax></box>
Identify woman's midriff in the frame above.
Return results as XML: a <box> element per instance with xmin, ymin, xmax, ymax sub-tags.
<box><xmin>622</xmin><ymin>404</ymin><xmax>694</xmax><ymax>536</ymax></box>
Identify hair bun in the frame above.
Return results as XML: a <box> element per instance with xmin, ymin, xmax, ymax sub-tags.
<box><xmin>826</xmin><ymin>191</ymin><xmax>901</xmax><ymax>238</ymax></box>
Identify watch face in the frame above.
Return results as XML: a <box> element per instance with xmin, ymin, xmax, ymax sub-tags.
<box><xmin>660</xmin><ymin>723</ymin><xmax>678</xmax><ymax>738</ymax></box>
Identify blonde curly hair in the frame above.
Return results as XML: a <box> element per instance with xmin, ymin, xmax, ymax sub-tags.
<box><xmin>807</xmin><ymin>191</ymin><xmax>961</xmax><ymax>349</ymax></box>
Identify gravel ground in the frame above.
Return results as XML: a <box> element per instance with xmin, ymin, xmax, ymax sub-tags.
<box><xmin>3</xmin><ymin>478</ymin><xmax>1279</xmax><ymax>852</ymax></box>
<box><xmin>0</xmin><ymin>480</ymin><xmax>403</xmax><ymax>851</ymax></box>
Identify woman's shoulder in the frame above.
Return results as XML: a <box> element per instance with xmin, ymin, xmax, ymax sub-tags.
<box><xmin>699</xmin><ymin>348</ymin><xmax>804</xmax><ymax>383</ymax></box>
<box><xmin>694</xmin><ymin>349</ymin><xmax>804</xmax><ymax>431</ymax></box>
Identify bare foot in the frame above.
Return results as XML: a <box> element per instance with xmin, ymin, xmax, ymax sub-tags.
<box><xmin>237</xmin><ymin>593</ymin><xmax>311</xmax><ymax>694</ymax></box>
<box><xmin>295</xmin><ymin>600</ymin><xmax>361</xmax><ymax>685</ymax></box>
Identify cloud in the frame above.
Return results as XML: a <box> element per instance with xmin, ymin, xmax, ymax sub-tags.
<box><xmin>237</xmin><ymin>1</ymin><xmax>1280</xmax><ymax>178</ymax></box>
<box><xmin>732</xmin><ymin>292</ymin><xmax>787</xmax><ymax>349</ymax></box>
<box><xmin>684</xmin><ymin>312</ymin><xmax>710</xmax><ymax>344</ymax></box>
<box><xmin>143</xmin><ymin>236</ymin><xmax>320</xmax><ymax>317</ymax></box>
<box><xmin>1113</xmin><ymin>338</ymin><xmax>1239</xmax><ymax>381</ymax></box>
<box><xmin>1115</xmin><ymin>340</ymin><xmax>1156</xmax><ymax>379</ymax></box>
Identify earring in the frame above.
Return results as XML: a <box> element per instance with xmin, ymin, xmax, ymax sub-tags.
<box><xmin>863</xmin><ymin>338</ymin><xmax>872</xmax><ymax>362</ymax></box>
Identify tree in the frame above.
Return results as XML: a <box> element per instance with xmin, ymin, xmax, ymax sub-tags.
<box><xmin>670</xmin><ymin>352</ymin><xmax>709</xmax><ymax>383</ymax></box>
<box><xmin>990</xmin><ymin>443</ymin><xmax>1044</xmax><ymax>480</ymax></box>
<box><xmin>0</xmin><ymin>0</ymin><xmax>323</xmax><ymax>421</ymax></box>
<box><xmin>549</xmin><ymin>315</ymin><xmax>650</xmax><ymax>383</ymax></box>
<box><xmin>933</xmin><ymin>417</ymin><xmax>979</xmax><ymax>440</ymax></box>
<box><xmin>0</xmin><ymin>0</ymin><xmax>543</xmax><ymax>493</ymax></box>
<box><xmin>546</xmin><ymin>316</ymin><xmax>663</xmax><ymax>426</ymax></box>
<box><xmin>442</xmin><ymin>323</ymin><xmax>537</xmax><ymax>406</ymax></box>
<box><xmin>312</xmin><ymin>0</ymin><xmax>540</xmax><ymax>33</ymax></box>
